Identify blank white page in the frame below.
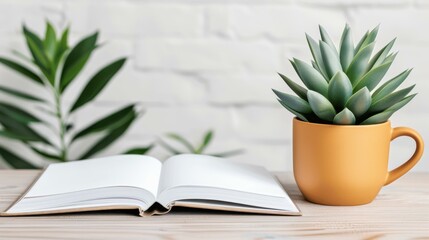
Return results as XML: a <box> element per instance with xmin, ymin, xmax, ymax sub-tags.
<box><xmin>25</xmin><ymin>155</ymin><xmax>162</xmax><ymax>198</ymax></box>
<box><xmin>158</xmin><ymin>154</ymin><xmax>287</xmax><ymax>198</ymax></box>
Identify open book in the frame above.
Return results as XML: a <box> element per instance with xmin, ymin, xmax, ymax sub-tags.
<box><xmin>1</xmin><ymin>154</ymin><xmax>301</xmax><ymax>217</ymax></box>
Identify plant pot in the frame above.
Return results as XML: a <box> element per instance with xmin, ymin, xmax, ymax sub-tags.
<box><xmin>292</xmin><ymin>118</ymin><xmax>424</xmax><ymax>206</ymax></box>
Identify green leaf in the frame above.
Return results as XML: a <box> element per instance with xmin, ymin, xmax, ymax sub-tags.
<box><xmin>79</xmin><ymin>115</ymin><xmax>135</xmax><ymax>159</ymax></box>
<box><xmin>60</xmin><ymin>32</ymin><xmax>98</xmax><ymax>92</ymax></box>
<box><xmin>278</xmin><ymin>99</ymin><xmax>309</xmax><ymax>122</ymax></box>
<box><xmin>328</xmin><ymin>72</ymin><xmax>353</xmax><ymax>110</ymax></box>
<box><xmin>0</xmin><ymin>57</ymin><xmax>44</xmax><ymax>85</ymax></box>
<box><xmin>367</xmin><ymin>39</ymin><xmax>395</xmax><ymax>71</ymax></box>
<box><xmin>166</xmin><ymin>133</ymin><xmax>195</xmax><ymax>153</ymax></box>
<box><xmin>307</xmin><ymin>90</ymin><xmax>336</xmax><ymax>121</ymax></box>
<box><xmin>354</xmin><ymin>31</ymin><xmax>369</xmax><ymax>54</ymax></box>
<box><xmin>372</xmin><ymin>69</ymin><xmax>412</xmax><ymax>102</ymax></box>
<box><xmin>355</xmin><ymin>25</ymin><xmax>379</xmax><ymax>54</ymax></box>
<box><xmin>333</xmin><ymin>108</ymin><xmax>356</xmax><ymax>125</ymax></box>
<box><xmin>319</xmin><ymin>25</ymin><xmax>338</xmax><ymax>55</ymax></box>
<box><xmin>123</xmin><ymin>145</ymin><xmax>153</xmax><ymax>155</ymax></box>
<box><xmin>196</xmin><ymin>130</ymin><xmax>213</xmax><ymax>154</ymax></box>
<box><xmin>0</xmin><ymin>129</ymin><xmax>42</xmax><ymax>142</ymax></box>
<box><xmin>353</xmin><ymin>61</ymin><xmax>393</xmax><ymax>92</ymax></box>
<box><xmin>347</xmin><ymin>43</ymin><xmax>376</xmax><ymax>85</ymax></box>
<box><xmin>346</xmin><ymin>87</ymin><xmax>371</xmax><ymax>118</ymax></box>
<box><xmin>72</xmin><ymin>104</ymin><xmax>136</xmax><ymax>141</ymax></box>
<box><xmin>209</xmin><ymin>149</ymin><xmax>244</xmax><ymax>158</ymax></box>
<box><xmin>320</xmin><ymin>41</ymin><xmax>342</xmax><ymax>79</ymax></box>
<box><xmin>43</xmin><ymin>22</ymin><xmax>57</xmax><ymax>61</ymax></box>
<box><xmin>70</xmin><ymin>58</ymin><xmax>126</xmax><ymax>112</ymax></box>
<box><xmin>360</xmin><ymin>111</ymin><xmax>394</xmax><ymax>125</ymax></box>
<box><xmin>0</xmin><ymin>114</ymin><xmax>50</xmax><ymax>144</ymax></box>
<box><xmin>23</xmin><ymin>25</ymin><xmax>52</xmax><ymax>82</ymax></box>
<box><xmin>293</xmin><ymin>58</ymin><xmax>329</xmax><ymax>97</ymax></box>
<box><xmin>369</xmin><ymin>85</ymin><xmax>415</xmax><ymax>113</ymax></box>
<box><xmin>0</xmin><ymin>145</ymin><xmax>37</xmax><ymax>169</ymax></box>
<box><xmin>383</xmin><ymin>52</ymin><xmax>397</xmax><ymax>64</ymax></box>
<box><xmin>273</xmin><ymin>89</ymin><xmax>312</xmax><ymax>114</ymax></box>
<box><xmin>305</xmin><ymin>34</ymin><xmax>328</xmax><ymax>79</ymax></box>
<box><xmin>0</xmin><ymin>102</ymin><xmax>41</xmax><ymax>123</ymax></box>
<box><xmin>278</xmin><ymin>73</ymin><xmax>308</xmax><ymax>100</ymax></box>
<box><xmin>339</xmin><ymin>24</ymin><xmax>354</xmax><ymax>71</ymax></box>
<box><xmin>54</xmin><ymin>27</ymin><xmax>69</xmax><ymax>67</ymax></box>
<box><xmin>31</xmin><ymin>146</ymin><xmax>62</xmax><ymax>161</ymax></box>
<box><xmin>386</xmin><ymin>93</ymin><xmax>417</xmax><ymax>112</ymax></box>
<box><xmin>0</xmin><ymin>86</ymin><xmax>44</xmax><ymax>102</ymax></box>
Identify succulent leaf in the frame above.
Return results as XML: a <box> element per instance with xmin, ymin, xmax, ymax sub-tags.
<box><xmin>385</xmin><ymin>94</ymin><xmax>416</xmax><ymax>112</ymax></box>
<box><xmin>361</xmin><ymin>94</ymin><xmax>416</xmax><ymax>125</ymax></box>
<box><xmin>339</xmin><ymin>24</ymin><xmax>354</xmax><ymax>70</ymax></box>
<box><xmin>273</xmin><ymin>89</ymin><xmax>312</xmax><ymax>114</ymax></box>
<box><xmin>354</xmin><ymin>31</ymin><xmax>369</xmax><ymax>54</ymax></box>
<box><xmin>355</xmin><ymin>25</ymin><xmax>379</xmax><ymax>53</ymax></box>
<box><xmin>347</xmin><ymin>42</ymin><xmax>375</xmax><ymax>85</ymax></box>
<box><xmin>360</xmin><ymin>111</ymin><xmax>393</xmax><ymax>125</ymax></box>
<box><xmin>372</xmin><ymin>69</ymin><xmax>411</xmax><ymax>102</ymax></box>
<box><xmin>369</xmin><ymin>85</ymin><xmax>415</xmax><ymax>113</ymax></box>
<box><xmin>278</xmin><ymin>73</ymin><xmax>308</xmax><ymax>100</ymax></box>
<box><xmin>293</xmin><ymin>58</ymin><xmax>329</xmax><ymax>97</ymax></box>
<box><xmin>346</xmin><ymin>87</ymin><xmax>371</xmax><ymax>118</ymax></box>
<box><xmin>367</xmin><ymin>38</ymin><xmax>395</xmax><ymax>71</ymax></box>
<box><xmin>320</xmin><ymin>41</ymin><xmax>342</xmax><ymax>79</ymax></box>
<box><xmin>306</xmin><ymin>34</ymin><xmax>329</xmax><ymax>79</ymax></box>
<box><xmin>333</xmin><ymin>108</ymin><xmax>356</xmax><ymax>125</ymax></box>
<box><xmin>328</xmin><ymin>72</ymin><xmax>352</xmax><ymax>110</ymax></box>
<box><xmin>278</xmin><ymin>99</ymin><xmax>309</xmax><ymax>122</ymax></box>
<box><xmin>275</xmin><ymin>25</ymin><xmax>416</xmax><ymax>125</ymax></box>
<box><xmin>319</xmin><ymin>25</ymin><xmax>338</xmax><ymax>55</ymax></box>
<box><xmin>353</xmin><ymin>60</ymin><xmax>393</xmax><ymax>92</ymax></box>
<box><xmin>307</xmin><ymin>90</ymin><xmax>336</xmax><ymax>121</ymax></box>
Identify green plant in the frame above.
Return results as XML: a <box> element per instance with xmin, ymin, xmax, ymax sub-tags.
<box><xmin>273</xmin><ymin>24</ymin><xmax>416</xmax><ymax>125</ymax></box>
<box><xmin>159</xmin><ymin>130</ymin><xmax>243</xmax><ymax>157</ymax></box>
<box><xmin>0</xmin><ymin>22</ymin><xmax>151</xmax><ymax>168</ymax></box>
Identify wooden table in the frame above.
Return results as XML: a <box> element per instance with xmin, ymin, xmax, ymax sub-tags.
<box><xmin>0</xmin><ymin>170</ymin><xmax>428</xmax><ymax>239</ymax></box>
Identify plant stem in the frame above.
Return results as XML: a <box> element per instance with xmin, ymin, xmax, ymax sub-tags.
<box><xmin>53</xmin><ymin>88</ymin><xmax>68</xmax><ymax>161</ymax></box>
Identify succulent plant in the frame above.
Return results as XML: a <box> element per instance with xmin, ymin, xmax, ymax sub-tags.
<box><xmin>273</xmin><ymin>25</ymin><xmax>416</xmax><ymax>125</ymax></box>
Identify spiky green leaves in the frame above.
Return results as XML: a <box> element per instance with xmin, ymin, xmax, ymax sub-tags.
<box><xmin>275</xmin><ymin>24</ymin><xmax>416</xmax><ymax>126</ymax></box>
<box><xmin>307</xmin><ymin>90</ymin><xmax>336</xmax><ymax>121</ymax></box>
<box><xmin>273</xmin><ymin>90</ymin><xmax>312</xmax><ymax>114</ymax></box>
<box><xmin>339</xmin><ymin>24</ymin><xmax>354</xmax><ymax>70</ymax></box>
<box><xmin>320</xmin><ymin>41</ymin><xmax>342</xmax><ymax>79</ymax></box>
<box><xmin>293</xmin><ymin>58</ymin><xmax>328</xmax><ymax>96</ymax></box>
<box><xmin>328</xmin><ymin>72</ymin><xmax>352</xmax><ymax>110</ymax></box>
<box><xmin>346</xmin><ymin>87</ymin><xmax>371</xmax><ymax>118</ymax></box>
<box><xmin>333</xmin><ymin>108</ymin><xmax>356</xmax><ymax>125</ymax></box>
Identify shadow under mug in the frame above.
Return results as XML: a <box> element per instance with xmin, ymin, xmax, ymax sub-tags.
<box><xmin>293</xmin><ymin>118</ymin><xmax>424</xmax><ymax>206</ymax></box>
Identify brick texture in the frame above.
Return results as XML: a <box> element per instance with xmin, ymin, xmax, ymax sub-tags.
<box><xmin>0</xmin><ymin>0</ymin><xmax>427</xmax><ymax>172</ymax></box>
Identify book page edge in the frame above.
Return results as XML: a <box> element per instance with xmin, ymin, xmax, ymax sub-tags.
<box><xmin>171</xmin><ymin>201</ymin><xmax>302</xmax><ymax>216</ymax></box>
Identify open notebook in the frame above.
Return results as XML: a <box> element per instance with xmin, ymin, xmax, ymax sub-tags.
<box><xmin>1</xmin><ymin>154</ymin><xmax>301</xmax><ymax>217</ymax></box>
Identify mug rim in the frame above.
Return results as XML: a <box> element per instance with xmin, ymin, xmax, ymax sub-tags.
<box><xmin>293</xmin><ymin>117</ymin><xmax>391</xmax><ymax>128</ymax></box>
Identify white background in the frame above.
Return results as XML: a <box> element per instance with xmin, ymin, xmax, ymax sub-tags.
<box><xmin>0</xmin><ymin>0</ymin><xmax>427</xmax><ymax>172</ymax></box>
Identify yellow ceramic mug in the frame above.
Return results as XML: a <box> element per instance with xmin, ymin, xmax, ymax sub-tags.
<box><xmin>293</xmin><ymin>118</ymin><xmax>424</xmax><ymax>206</ymax></box>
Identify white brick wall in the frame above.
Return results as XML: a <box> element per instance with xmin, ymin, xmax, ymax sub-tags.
<box><xmin>0</xmin><ymin>0</ymin><xmax>427</xmax><ymax>172</ymax></box>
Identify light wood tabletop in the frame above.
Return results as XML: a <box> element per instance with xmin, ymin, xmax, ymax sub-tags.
<box><xmin>0</xmin><ymin>170</ymin><xmax>428</xmax><ymax>239</ymax></box>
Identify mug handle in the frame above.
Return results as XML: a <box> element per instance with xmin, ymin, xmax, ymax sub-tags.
<box><xmin>384</xmin><ymin>127</ymin><xmax>424</xmax><ymax>186</ymax></box>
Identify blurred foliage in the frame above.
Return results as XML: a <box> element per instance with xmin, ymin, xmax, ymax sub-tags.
<box><xmin>0</xmin><ymin>22</ymin><xmax>152</xmax><ymax>168</ymax></box>
<box><xmin>159</xmin><ymin>130</ymin><xmax>243</xmax><ymax>158</ymax></box>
